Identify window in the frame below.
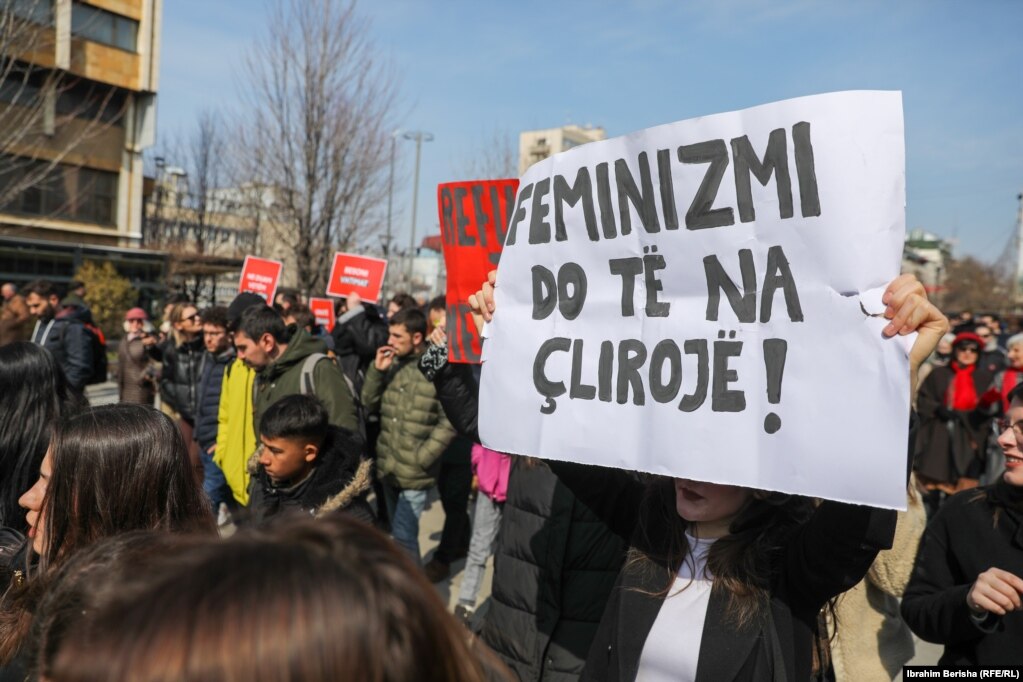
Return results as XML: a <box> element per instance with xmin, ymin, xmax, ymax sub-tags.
<box><xmin>56</xmin><ymin>79</ymin><xmax>126</xmax><ymax>125</ymax></box>
<box><xmin>0</xmin><ymin>155</ymin><xmax>118</xmax><ymax>226</ymax></box>
<box><xmin>71</xmin><ymin>2</ymin><xmax>138</xmax><ymax>52</ymax></box>
<box><xmin>0</xmin><ymin>71</ymin><xmax>43</xmax><ymax>107</ymax></box>
<box><xmin>4</xmin><ymin>0</ymin><xmax>53</xmax><ymax>25</ymax></box>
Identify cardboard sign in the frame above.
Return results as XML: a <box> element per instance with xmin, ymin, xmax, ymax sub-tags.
<box><xmin>326</xmin><ymin>253</ymin><xmax>388</xmax><ymax>303</ymax></box>
<box><xmin>437</xmin><ymin>179</ymin><xmax>519</xmax><ymax>363</ymax></box>
<box><xmin>309</xmin><ymin>297</ymin><xmax>336</xmax><ymax>333</ymax></box>
<box><xmin>238</xmin><ymin>256</ymin><xmax>283</xmax><ymax>302</ymax></box>
<box><xmin>479</xmin><ymin>91</ymin><xmax>910</xmax><ymax>510</ymax></box>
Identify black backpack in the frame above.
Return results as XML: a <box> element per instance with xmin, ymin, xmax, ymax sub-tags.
<box><xmin>59</xmin><ymin>320</ymin><xmax>108</xmax><ymax>385</ymax></box>
<box><xmin>82</xmin><ymin>323</ymin><xmax>109</xmax><ymax>385</ymax></box>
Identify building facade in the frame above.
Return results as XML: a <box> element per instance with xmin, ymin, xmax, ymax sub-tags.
<box><xmin>518</xmin><ymin>124</ymin><xmax>606</xmax><ymax>175</ymax></box>
<box><xmin>0</xmin><ymin>0</ymin><xmax>160</xmax><ymax>253</ymax></box>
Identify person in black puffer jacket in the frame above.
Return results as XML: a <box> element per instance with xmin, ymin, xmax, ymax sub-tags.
<box><xmin>248</xmin><ymin>394</ymin><xmax>375</xmax><ymax>526</ymax></box>
<box><xmin>192</xmin><ymin>306</ymin><xmax>235</xmax><ymax>513</ymax></box>
<box><xmin>159</xmin><ymin>303</ymin><xmax>205</xmax><ymax>426</ymax></box>
<box><xmin>418</xmin><ymin>326</ymin><xmax>629</xmax><ymax>681</ymax></box>
<box><xmin>479</xmin><ymin>457</ymin><xmax>628</xmax><ymax>682</ymax></box>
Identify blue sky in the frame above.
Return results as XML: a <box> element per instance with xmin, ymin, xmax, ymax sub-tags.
<box><xmin>158</xmin><ymin>0</ymin><xmax>1023</xmax><ymax>263</ymax></box>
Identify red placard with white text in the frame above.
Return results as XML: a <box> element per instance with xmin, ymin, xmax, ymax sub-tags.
<box><xmin>437</xmin><ymin>178</ymin><xmax>519</xmax><ymax>363</ymax></box>
<box><xmin>309</xmin><ymin>297</ymin><xmax>336</xmax><ymax>333</ymax></box>
<box><xmin>237</xmin><ymin>256</ymin><xmax>283</xmax><ymax>302</ymax></box>
<box><xmin>325</xmin><ymin>253</ymin><xmax>388</xmax><ymax>303</ymax></box>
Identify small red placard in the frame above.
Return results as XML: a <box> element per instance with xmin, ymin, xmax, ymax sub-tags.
<box><xmin>309</xmin><ymin>297</ymin><xmax>336</xmax><ymax>333</ymax></box>
<box><xmin>237</xmin><ymin>256</ymin><xmax>283</xmax><ymax>302</ymax></box>
<box><xmin>325</xmin><ymin>253</ymin><xmax>388</xmax><ymax>303</ymax></box>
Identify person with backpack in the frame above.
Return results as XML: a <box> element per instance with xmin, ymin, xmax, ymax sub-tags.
<box><xmin>233</xmin><ymin>304</ymin><xmax>361</xmax><ymax>437</ymax></box>
<box><xmin>23</xmin><ymin>280</ymin><xmax>93</xmax><ymax>393</ymax></box>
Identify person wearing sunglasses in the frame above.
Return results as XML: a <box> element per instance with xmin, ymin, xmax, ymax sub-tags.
<box><xmin>157</xmin><ymin>302</ymin><xmax>206</xmax><ymax>479</ymax></box>
<box><xmin>915</xmin><ymin>331</ymin><xmax>998</xmax><ymax>515</ymax></box>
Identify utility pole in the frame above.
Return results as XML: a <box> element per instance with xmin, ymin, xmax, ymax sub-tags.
<box><xmin>402</xmin><ymin>130</ymin><xmax>433</xmax><ymax>293</ymax></box>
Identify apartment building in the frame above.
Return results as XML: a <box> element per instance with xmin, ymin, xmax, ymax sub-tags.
<box><xmin>518</xmin><ymin>124</ymin><xmax>606</xmax><ymax>175</ymax></box>
<box><xmin>0</xmin><ymin>0</ymin><xmax>162</xmax><ymax>285</ymax></box>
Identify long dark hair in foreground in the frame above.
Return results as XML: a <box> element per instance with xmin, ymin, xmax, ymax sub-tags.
<box><xmin>630</xmin><ymin>476</ymin><xmax>816</xmax><ymax>629</ymax></box>
<box><xmin>46</xmin><ymin>517</ymin><xmax>510</xmax><ymax>682</ymax></box>
<box><xmin>37</xmin><ymin>404</ymin><xmax>214</xmax><ymax>572</ymax></box>
<box><xmin>0</xmin><ymin>342</ymin><xmax>81</xmax><ymax>531</ymax></box>
<box><xmin>0</xmin><ymin>405</ymin><xmax>215</xmax><ymax>665</ymax></box>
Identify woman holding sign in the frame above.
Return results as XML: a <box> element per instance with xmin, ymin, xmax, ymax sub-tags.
<box><xmin>470</xmin><ymin>272</ymin><xmax>947</xmax><ymax>682</ymax></box>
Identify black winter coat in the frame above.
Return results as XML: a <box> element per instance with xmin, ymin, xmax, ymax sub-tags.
<box><xmin>419</xmin><ymin>344</ymin><xmax>480</xmax><ymax>442</ymax></box>
<box><xmin>30</xmin><ymin>314</ymin><xmax>91</xmax><ymax>391</ymax></box>
<box><xmin>248</xmin><ymin>426</ymin><xmax>375</xmax><ymax>525</ymax></box>
<box><xmin>193</xmin><ymin>347</ymin><xmax>234</xmax><ymax>449</ymax></box>
<box><xmin>914</xmin><ymin>363</ymin><xmax>995</xmax><ymax>485</ymax></box>
<box><xmin>479</xmin><ymin>458</ymin><xmax>628</xmax><ymax>682</ymax></box>
<box><xmin>332</xmin><ymin>304</ymin><xmax>387</xmax><ymax>389</ymax></box>
<box><xmin>901</xmin><ymin>482</ymin><xmax>1023</xmax><ymax>666</ymax></box>
<box><xmin>544</xmin><ymin>462</ymin><xmax>897</xmax><ymax>682</ymax></box>
<box><xmin>158</xmin><ymin>337</ymin><xmax>204</xmax><ymax>423</ymax></box>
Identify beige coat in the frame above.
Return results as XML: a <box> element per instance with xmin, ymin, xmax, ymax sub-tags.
<box><xmin>828</xmin><ymin>483</ymin><xmax>927</xmax><ymax>681</ymax></box>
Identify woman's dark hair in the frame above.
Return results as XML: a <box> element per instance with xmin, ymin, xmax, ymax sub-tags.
<box><xmin>629</xmin><ymin>476</ymin><xmax>815</xmax><ymax>629</ymax></box>
<box><xmin>28</xmin><ymin>531</ymin><xmax>207</xmax><ymax>681</ymax></box>
<box><xmin>37</xmin><ymin>404</ymin><xmax>214</xmax><ymax>572</ymax></box>
<box><xmin>0</xmin><ymin>342</ymin><xmax>82</xmax><ymax>531</ymax></box>
<box><xmin>0</xmin><ymin>406</ymin><xmax>215</xmax><ymax>665</ymax></box>
<box><xmin>259</xmin><ymin>394</ymin><xmax>328</xmax><ymax>444</ymax></box>
<box><xmin>46</xmin><ymin>516</ymin><xmax>510</xmax><ymax>682</ymax></box>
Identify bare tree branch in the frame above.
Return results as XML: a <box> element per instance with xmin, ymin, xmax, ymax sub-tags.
<box><xmin>236</xmin><ymin>0</ymin><xmax>398</xmax><ymax>296</ymax></box>
<box><xmin>0</xmin><ymin>1</ymin><xmax>127</xmax><ymax>217</ymax></box>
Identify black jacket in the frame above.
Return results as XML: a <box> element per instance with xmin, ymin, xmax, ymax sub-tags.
<box><xmin>158</xmin><ymin>337</ymin><xmax>204</xmax><ymax>423</ymax></box>
<box><xmin>419</xmin><ymin>343</ymin><xmax>481</xmax><ymax>442</ymax></box>
<box><xmin>544</xmin><ymin>462</ymin><xmax>897</xmax><ymax>682</ymax></box>
<box><xmin>331</xmin><ymin>304</ymin><xmax>388</xmax><ymax>390</ymax></box>
<box><xmin>914</xmin><ymin>363</ymin><xmax>995</xmax><ymax>484</ymax></box>
<box><xmin>30</xmin><ymin>314</ymin><xmax>91</xmax><ymax>391</ymax></box>
<box><xmin>193</xmin><ymin>347</ymin><xmax>234</xmax><ymax>449</ymax></box>
<box><xmin>901</xmin><ymin>482</ymin><xmax>1023</xmax><ymax>666</ymax></box>
<box><xmin>479</xmin><ymin>458</ymin><xmax>628</xmax><ymax>682</ymax></box>
<box><xmin>248</xmin><ymin>426</ymin><xmax>375</xmax><ymax>525</ymax></box>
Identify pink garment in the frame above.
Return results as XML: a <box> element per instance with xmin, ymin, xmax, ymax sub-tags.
<box><xmin>471</xmin><ymin>443</ymin><xmax>511</xmax><ymax>503</ymax></box>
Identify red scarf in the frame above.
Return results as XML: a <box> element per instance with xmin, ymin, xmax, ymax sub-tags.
<box><xmin>947</xmin><ymin>361</ymin><xmax>979</xmax><ymax>411</ymax></box>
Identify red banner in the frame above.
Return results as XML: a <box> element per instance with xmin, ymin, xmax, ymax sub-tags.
<box><xmin>437</xmin><ymin>178</ymin><xmax>519</xmax><ymax>363</ymax></box>
<box><xmin>309</xmin><ymin>297</ymin><xmax>336</xmax><ymax>333</ymax></box>
<box><xmin>237</xmin><ymin>256</ymin><xmax>283</xmax><ymax>302</ymax></box>
<box><xmin>325</xmin><ymin>253</ymin><xmax>388</xmax><ymax>303</ymax></box>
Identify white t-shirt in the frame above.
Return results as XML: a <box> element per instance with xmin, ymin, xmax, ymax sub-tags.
<box><xmin>635</xmin><ymin>534</ymin><xmax>716</xmax><ymax>682</ymax></box>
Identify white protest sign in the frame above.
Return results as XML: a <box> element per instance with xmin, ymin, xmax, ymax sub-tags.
<box><xmin>479</xmin><ymin>91</ymin><xmax>909</xmax><ymax>510</ymax></box>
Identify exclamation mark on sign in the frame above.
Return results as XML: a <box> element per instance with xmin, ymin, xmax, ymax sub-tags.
<box><xmin>763</xmin><ymin>339</ymin><xmax>787</xmax><ymax>434</ymax></box>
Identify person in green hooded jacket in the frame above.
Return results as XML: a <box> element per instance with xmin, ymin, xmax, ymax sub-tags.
<box><xmin>233</xmin><ymin>304</ymin><xmax>360</xmax><ymax>438</ymax></box>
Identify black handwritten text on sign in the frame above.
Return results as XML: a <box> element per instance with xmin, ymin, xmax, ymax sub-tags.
<box><xmin>511</xmin><ymin>123</ymin><xmax>818</xmax><ymax>433</ymax></box>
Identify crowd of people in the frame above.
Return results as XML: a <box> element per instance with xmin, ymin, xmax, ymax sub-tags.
<box><xmin>0</xmin><ymin>273</ymin><xmax>1018</xmax><ymax>681</ymax></box>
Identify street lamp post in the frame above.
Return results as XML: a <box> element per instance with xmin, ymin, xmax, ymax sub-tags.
<box><xmin>402</xmin><ymin>130</ymin><xmax>433</xmax><ymax>292</ymax></box>
<box><xmin>382</xmin><ymin>129</ymin><xmax>402</xmax><ymax>299</ymax></box>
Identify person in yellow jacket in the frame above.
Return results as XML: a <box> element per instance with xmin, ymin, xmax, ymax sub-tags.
<box><xmin>214</xmin><ymin>293</ymin><xmax>264</xmax><ymax>506</ymax></box>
